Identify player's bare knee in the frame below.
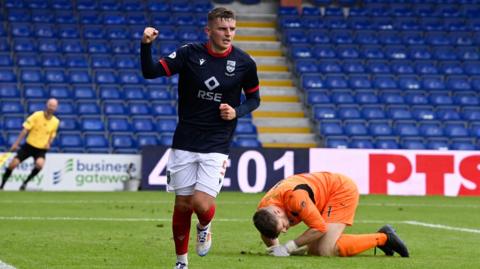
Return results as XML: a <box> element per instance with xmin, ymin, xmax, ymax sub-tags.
<box><xmin>317</xmin><ymin>244</ymin><xmax>338</xmax><ymax>256</ymax></box>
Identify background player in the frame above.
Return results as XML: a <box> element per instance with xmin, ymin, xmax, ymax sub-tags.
<box><xmin>253</xmin><ymin>172</ymin><xmax>410</xmax><ymax>258</ymax></box>
<box><xmin>0</xmin><ymin>98</ymin><xmax>60</xmax><ymax>191</ymax></box>
<box><xmin>141</xmin><ymin>7</ymin><xmax>261</xmax><ymax>269</ymax></box>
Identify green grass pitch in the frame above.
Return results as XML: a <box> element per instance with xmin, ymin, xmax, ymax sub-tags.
<box><xmin>0</xmin><ymin>192</ymin><xmax>479</xmax><ymax>269</ymax></box>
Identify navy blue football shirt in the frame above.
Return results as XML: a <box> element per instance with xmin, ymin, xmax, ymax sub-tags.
<box><xmin>141</xmin><ymin>42</ymin><xmax>260</xmax><ymax>154</ymax></box>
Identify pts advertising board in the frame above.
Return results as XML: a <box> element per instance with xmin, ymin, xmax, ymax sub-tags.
<box><xmin>1</xmin><ymin>147</ymin><xmax>478</xmax><ymax>196</ymax></box>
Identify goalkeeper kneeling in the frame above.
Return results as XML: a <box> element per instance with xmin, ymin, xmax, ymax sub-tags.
<box><xmin>253</xmin><ymin>172</ymin><xmax>409</xmax><ymax>258</ymax></box>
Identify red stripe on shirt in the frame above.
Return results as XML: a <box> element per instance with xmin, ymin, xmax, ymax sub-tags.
<box><xmin>245</xmin><ymin>85</ymin><xmax>259</xmax><ymax>94</ymax></box>
<box><xmin>159</xmin><ymin>59</ymin><xmax>172</xmax><ymax>77</ymax></box>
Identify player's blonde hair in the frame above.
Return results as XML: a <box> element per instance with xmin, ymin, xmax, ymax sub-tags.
<box><xmin>253</xmin><ymin>209</ymin><xmax>280</xmax><ymax>239</ymax></box>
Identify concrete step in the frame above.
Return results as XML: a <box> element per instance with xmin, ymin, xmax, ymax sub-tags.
<box><xmin>236</xmin><ymin>20</ymin><xmax>276</xmax><ymax>27</ymax></box>
<box><xmin>259</xmin><ymin>133</ymin><xmax>317</xmax><ymax>144</ymax></box>
<box><xmin>256</xmin><ymin>102</ymin><xmax>304</xmax><ymax>112</ymax></box>
<box><xmin>236</xmin><ymin>27</ymin><xmax>276</xmax><ymax>36</ymax></box>
<box><xmin>234</xmin><ymin>41</ymin><xmax>281</xmax><ymax>50</ymax></box>
<box><xmin>258</xmin><ymin>71</ymin><xmax>291</xmax><ymax>80</ymax></box>
<box><xmin>236</xmin><ymin>35</ymin><xmax>277</xmax><ymax>41</ymax></box>
<box><xmin>261</xmin><ymin>86</ymin><xmax>298</xmax><ymax>96</ymax></box>
<box><xmin>253</xmin><ymin>57</ymin><xmax>287</xmax><ymax>65</ymax></box>
<box><xmin>254</xmin><ymin>117</ymin><xmax>311</xmax><ymax>127</ymax></box>
<box><xmin>247</xmin><ymin>49</ymin><xmax>282</xmax><ymax>57</ymax></box>
<box><xmin>253</xmin><ymin>111</ymin><xmax>304</xmax><ymax>117</ymax></box>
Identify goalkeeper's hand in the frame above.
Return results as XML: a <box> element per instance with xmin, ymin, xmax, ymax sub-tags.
<box><xmin>266</xmin><ymin>240</ymin><xmax>298</xmax><ymax>257</ymax></box>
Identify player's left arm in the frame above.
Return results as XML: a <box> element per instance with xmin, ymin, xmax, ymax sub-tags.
<box><xmin>226</xmin><ymin>59</ymin><xmax>260</xmax><ymax>119</ymax></box>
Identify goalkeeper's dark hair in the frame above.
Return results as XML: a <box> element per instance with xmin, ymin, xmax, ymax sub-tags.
<box><xmin>253</xmin><ymin>209</ymin><xmax>280</xmax><ymax>239</ymax></box>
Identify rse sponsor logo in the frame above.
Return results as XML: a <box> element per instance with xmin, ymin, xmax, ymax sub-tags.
<box><xmin>198</xmin><ymin>76</ymin><xmax>222</xmax><ymax>102</ymax></box>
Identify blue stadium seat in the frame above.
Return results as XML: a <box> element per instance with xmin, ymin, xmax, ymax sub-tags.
<box><xmin>354</xmin><ymin>30</ymin><xmax>379</xmax><ymax>45</ymax></box>
<box><xmin>146</xmin><ymin>86</ymin><xmax>173</xmax><ymax>101</ymax></box>
<box><xmin>402</xmin><ymin>31</ymin><xmax>424</xmax><ymax>45</ymax></box>
<box><xmin>45</xmin><ymin>69</ymin><xmax>68</xmax><ymax>84</ymax></box>
<box><xmin>114</xmin><ymin>55</ymin><xmax>136</xmax><ymax>69</ymax></box>
<box><xmin>26</xmin><ymin>100</ymin><xmax>46</xmax><ymax>114</ymax></box>
<box><xmin>279</xmin><ymin>16</ymin><xmax>302</xmax><ymax>29</ymax></box>
<box><xmin>119</xmin><ymin>71</ymin><xmax>143</xmax><ymax>84</ymax></box>
<box><xmin>41</xmin><ymin>54</ymin><xmax>63</xmax><ymax>67</ymax></box>
<box><xmin>156</xmin><ymin>117</ymin><xmax>177</xmax><ymax>133</ymax></box>
<box><xmin>325</xmin><ymin>75</ymin><xmax>348</xmax><ymax>89</ymax></box>
<box><xmin>338</xmin><ymin>105</ymin><xmax>361</xmax><ymax>119</ymax></box>
<box><xmin>419</xmin><ymin>121</ymin><xmax>443</xmax><ymax>137</ymax></box>
<box><xmin>62</xmin><ymin>39</ymin><xmax>84</xmax><ymax>53</ymax></box>
<box><xmin>128</xmin><ymin>101</ymin><xmax>151</xmax><ymax>116</ymax></box>
<box><xmin>412</xmin><ymin>105</ymin><xmax>436</xmax><ymax>120</ymax></box>
<box><xmin>235</xmin><ymin>121</ymin><xmax>257</xmax><ymax>135</ymax></box>
<box><xmin>331</xmin><ymin>90</ymin><xmax>354</xmax><ymax>104</ymax></box>
<box><xmin>290</xmin><ymin>45</ymin><xmax>313</xmax><ymax>59</ymax></box>
<box><xmin>463</xmin><ymin>62</ymin><xmax>480</xmax><ymax>75</ymax></box>
<box><xmin>342</xmin><ymin>60</ymin><xmax>365</xmax><ymax>74</ymax></box>
<box><xmin>3</xmin><ymin>116</ymin><xmax>24</xmax><ymax>130</ymax></box>
<box><xmin>0</xmin><ymin>100</ymin><xmax>24</xmax><ymax>115</ymax></box>
<box><xmin>103</xmin><ymin>12</ymin><xmax>126</xmax><ymax>25</ymax></box>
<box><xmin>87</xmin><ymin>41</ymin><xmax>109</xmax><ymax>54</ymax></box>
<box><xmin>405</xmin><ymin>90</ymin><xmax>428</xmax><ymax>105</ymax></box>
<box><xmin>81</xmin><ymin>117</ymin><xmax>105</xmax><ymax>132</ymax></box>
<box><xmin>0</xmin><ymin>54</ymin><xmax>13</xmax><ymax>67</ymax></box>
<box><xmin>313</xmin><ymin>104</ymin><xmax>336</xmax><ymax>119</ymax></box>
<box><xmin>99</xmin><ymin>86</ymin><xmax>123</xmax><ymax>100</ymax></box>
<box><xmin>108</xmin><ymin>117</ymin><xmax>131</xmax><ymax>132</ymax></box>
<box><xmin>446</xmin><ymin>76</ymin><xmax>472</xmax><ymax>91</ymax></box>
<box><xmin>126</xmin><ymin>12</ymin><xmax>147</xmax><ymax>24</ymax></box>
<box><xmin>38</xmin><ymin>38</ymin><xmax>59</xmax><ymax>53</ymax></box>
<box><xmin>58</xmin><ymin>133</ymin><xmax>83</xmax><ymax>152</ymax></box>
<box><xmin>152</xmin><ymin>102</ymin><xmax>176</xmax><ymax>116</ymax></box>
<box><xmin>69</xmin><ymin>70</ymin><xmax>92</xmax><ymax>84</ymax></box>
<box><xmin>422</xmin><ymin>76</ymin><xmax>445</xmax><ymax>91</ymax></box>
<box><xmin>307</xmin><ymin>90</ymin><xmax>330</xmax><ymax>105</ymax></box>
<box><xmin>84</xmin><ymin>133</ymin><xmax>109</xmax><ymax>153</ymax></box>
<box><xmin>409</xmin><ymin>46</ymin><xmax>432</xmax><ymax>60</ymax></box>
<box><xmin>124</xmin><ymin>86</ymin><xmax>145</xmax><ymax>100</ymax></box>
<box><xmin>430</xmin><ymin>92</ymin><xmax>453</xmax><ymax>106</ymax></box>
<box><xmin>77</xmin><ymin>101</ymin><xmax>101</xmax><ymax>115</ymax></box>
<box><xmin>398</xmin><ymin>75</ymin><xmax>421</xmax><ymax>90</ymax></box>
<box><xmin>307</xmin><ymin>30</ymin><xmax>330</xmax><ymax>44</ymax></box>
<box><xmin>444</xmin><ymin>122</ymin><xmax>469</xmax><ymax>137</ymax></box>
<box><xmin>317</xmin><ymin>60</ymin><xmax>341</xmax><ymax>73</ymax></box>
<box><xmin>415</xmin><ymin>61</ymin><xmax>438</xmax><ymax>75</ymax></box>
<box><xmin>380</xmin><ymin>90</ymin><xmax>404</xmax><ymax>104</ymax></box>
<box><xmin>439</xmin><ymin>61</ymin><xmax>464</xmax><ymax>75</ymax></box>
<box><xmin>302</xmin><ymin>17</ymin><xmax>322</xmax><ymax>29</ymax></box>
<box><xmin>332</xmin><ymin>31</ymin><xmax>354</xmax><ymax>44</ymax></box>
<box><xmin>23</xmin><ymin>84</ymin><xmax>47</xmax><ymax>99</ymax></box>
<box><xmin>177</xmin><ymin>27</ymin><xmax>199</xmax><ymax>42</ymax></box>
<box><xmin>284</xmin><ymin>29</ymin><xmax>308</xmax><ymax>44</ymax></box>
<box><xmin>20</xmin><ymin>68</ymin><xmax>43</xmax><ymax>83</ymax></box>
<box><xmin>366</xmin><ymin>60</ymin><xmax>390</xmax><ymax>74</ymax></box>
<box><xmin>49</xmin><ymin>85</ymin><xmax>72</xmax><ymax>99</ymax></box>
<box><xmin>373</xmin><ymin>75</ymin><xmax>397</xmax><ymax>90</ymax></box>
<box><xmin>375</xmin><ymin>137</ymin><xmax>399</xmax><ymax>149</ymax></box>
<box><xmin>349</xmin><ymin>136</ymin><xmax>374</xmax><ymax>149</ymax></box>
<box><xmin>295</xmin><ymin>59</ymin><xmax>318</xmax><ymax>74</ymax></box>
<box><xmin>324</xmin><ymin>136</ymin><xmax>348</xmax><ymax>148</ymax></box>
<box><xmin>58</xmin><ymin>25</ymin><xmax>79</xmax><ymax>39</ymax></box>
<box><xmin>349</xmin><ymin>75</ymin><xmax>371</xmax><ymax>89</ymax></box>
<box><xmin>313</xmin><ymin>45</ymin><xmax>336</xmax><ymax>59</ymax></box>
<box><xmin>103</xmin><ymin>101</ymin><xmax>127</xmax><ymax>116</ymax></box>
<box><xmin>56</xmin><ymin>101</ymin><xmax>76</xmax><ymax>116</ymax></box>
<box><xmin>159</xmin><ymin>133</ymin><xmax>174</xmax><ymax>146</ymax></box>
<box><xmin>401</xmin><ymin>137</ymin><xmax>426</xmax><ymax>150</ymax></box>
<box><xmin>32</xmin><ymin>10</ymin><xmax>54</xmax><ymax>23</ymax></box>
<box><xmin>344</xmin><ymin>120</ymin><xmax>368</xmax><ymax>135</ymax></box>
<box><xmin>58</xmin><ymin>116</ymin><xmax>78</xmax><ymax>131</ymax></box>
<box><xmin>388</xmin><ymin>105</ymin><xmax>413</xmax><ymax>120</ymax></box>
<box><xmin>394</xmin><ymin>121</ymin><xmax>419</xmax><ymax>137</ymax></box>
<box><xmin>95</xmin><ymin>70</ymin><xmax>117</xmax><ymax>84</ymax></box>
<box><xmin>100</xmin><ymin>0</ymin><xmax>121</xmax><ymax>11</ymax></box>
<box><xmin>436</xmin><ymin>106</ymin><xmax>461</xmax><ymax>121</ymax></box>
<box><xmin>65</xmin><ymin>54</ymin><xmax>88</xmax><ymax>68</ymax></box>
<box><xmin>233</xmin><ymin>137</ymin><xmax>261</xmax><ymax>148</ymax></box>
<box><xmin>391</xmin><ymin>61</ymin><xmax>414</xmax><ymax>74</ymax></box>
<box><xmin>91</xmin><ymin>55</ymin><xmax>113</xmax><ymax>68</ymax></box>
<box><xmin>111</xmin><ymin>40</ymin><xmax>132</xmax><ymax>54</ymax></box>
<box><xmin>369</xmin><ymin>120</ymin><xmax>392</xmax><ymax>136</ymax></box>
<box><xmin>427</xmin><ymin>138</ymin><xmax>449</xmax><ymax>150</ymax></box>
<box><xmin>454</xmin><ymin>92</ymin><xmax>479</xmax><ymax>106</ymax></box>
<box><xmin>15</xmin><ymin>53</ymin><xmax>38</xmax><ymax>67</ymax></box>
<box><xmin>132</xmin><ymin>117</ymin><xmax>155</xmax><ymax>132</ymax></box>
<box><xmin>450</xmin><ymin>138</ymin><xmax>476</xmax><ymax>151</ymax></box>
<box><xmin>137</xmin><ymin>133</ymin><xmax>159</xmax><ymax>147</ymax></box>
<box><xmin>362</xmin><ymin>105</ymin><xmax>385</xmax><ymax>119</ymax></box>
<box><xmin>0</xmin><ymin>84</ymin><xmax>19</xmax><ymax>99</ymax></box>
<box><xmin>317</xmin><ymin>120</ymin><xmax>343</xmax><ymax>136</ymax></box>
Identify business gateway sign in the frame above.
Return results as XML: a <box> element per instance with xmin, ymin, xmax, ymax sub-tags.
<box><xmin>0</xmin><ymin>153</ymin><xmax>141</xmax><ymax>191</ymax></box>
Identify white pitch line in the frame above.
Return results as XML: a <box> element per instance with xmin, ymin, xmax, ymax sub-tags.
<box><xmin>0</xmin><ymin>261</ymin><xmax>17</xmax><ymax>269</ymax></box>
<box><xmin>404</xmin><ymin>221</ymin><xmax>480</xmax><ymax>234</ymax></box>
<box><xmin>0</xmin><ymin>200</ymin><xmax>479</xmax><ymax>209</ymax></box>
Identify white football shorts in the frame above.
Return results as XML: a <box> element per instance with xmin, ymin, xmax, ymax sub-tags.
<box><xmin>166</xmin><ymin>149</ymin><xmax>229</xmax><ymax>197</ymax></box>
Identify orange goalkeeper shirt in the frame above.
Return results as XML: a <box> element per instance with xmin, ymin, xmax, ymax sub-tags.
<box><xmin>257</xmin><ymin>172</ymin><xmax>359</xmax><ymax>233</ymax></box>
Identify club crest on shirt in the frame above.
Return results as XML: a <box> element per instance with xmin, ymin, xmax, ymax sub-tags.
<box><xmin>168</xmin><ymin>52</ymin><xmax>176</xmax><ymax>59</ymax></box>
<box><xmin>225</xmin><ymin>60</ymin><xmax>236</xmax><ymax>76</ymax></box>
<box><xmin>199</xmin><ymin>58</ymin><xmax>206</xmax><ymax>65</ymax></box>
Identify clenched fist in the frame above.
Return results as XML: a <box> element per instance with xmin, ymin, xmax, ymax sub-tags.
<box><xmin>142</xmin><ymin>27</ymin><xmax>159</xmax><ymax>44</ymax></box>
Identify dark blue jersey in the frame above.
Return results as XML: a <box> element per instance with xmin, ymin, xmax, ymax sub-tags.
<box><xmin>141</xmin><ymin>42</ymin><xmax>260</xmax><ymax>154</ymax></box>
